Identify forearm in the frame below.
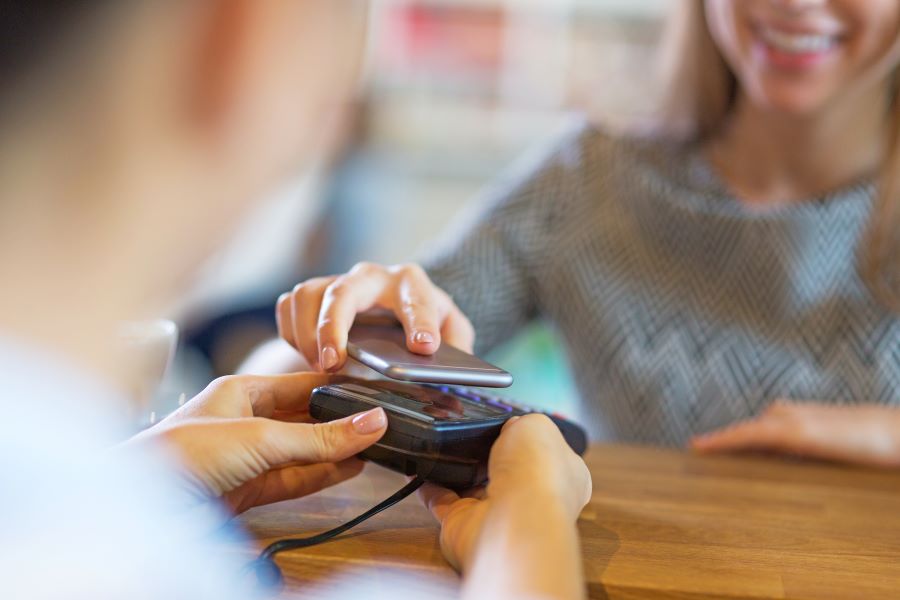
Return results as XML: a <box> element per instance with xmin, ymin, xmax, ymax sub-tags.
<box><xmin>461</xmin><ymin>491</ymin><xmax>585</xmax><ymax>600</ymax></box>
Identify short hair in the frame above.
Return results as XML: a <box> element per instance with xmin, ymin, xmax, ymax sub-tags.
<box><xmin>0</xmin><ymin>1</ymin><xmax>113</xmax><ymax>102</ymax></box>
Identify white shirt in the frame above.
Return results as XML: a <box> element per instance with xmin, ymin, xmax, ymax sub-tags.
<box><xmin>0</xmin><ymin>338</ymin><xmax>255</xmax><ymax>600</ymax></box>
<box><xmin>0</xmin><ymin>337</ymin><xmax>458</xmax><ymax>600</ymax></box>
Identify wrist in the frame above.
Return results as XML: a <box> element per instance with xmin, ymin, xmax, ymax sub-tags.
<box><xmin>488</xmin><ymin>475</ymin><xmax>584</xmax><ymax>521</ymax></box>
<box><xmin>461</xmin><ymin>484</ymin><xmax>586</xmax><ymax>599</ymax></box>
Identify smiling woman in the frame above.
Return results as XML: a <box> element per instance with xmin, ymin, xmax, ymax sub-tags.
<box><xmin>273</xmin><ymin>0</ymin><xmax>900</xmax><ymax>467</ymax></box>
<box><xmin>662</xmin><ymin>0</ymin><xmax>900</xmax><ymax>306</ymax></box>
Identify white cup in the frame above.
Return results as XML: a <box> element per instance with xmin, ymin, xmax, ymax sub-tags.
<box><xmin>118</xmin><ymin>319</ymin><xmax>178</xmax><ymax>419</ymax></box>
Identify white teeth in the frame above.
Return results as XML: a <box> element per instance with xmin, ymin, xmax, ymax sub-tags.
<box><xmin>759</xmin><ymin>27</ymin><xmax>836</xmax><ymax>54</ymax></box>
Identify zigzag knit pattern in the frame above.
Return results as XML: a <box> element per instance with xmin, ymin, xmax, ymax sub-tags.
<box><xmin>426</xmin><ymin>122</ymin><xmax>898</xmax><ymax>444</ymax></box>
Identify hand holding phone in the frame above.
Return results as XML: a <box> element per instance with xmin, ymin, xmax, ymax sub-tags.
<box><xmin>275</xmin><ymin>263</ymin><xmax>475</xmax><ymax>372</ymax></box>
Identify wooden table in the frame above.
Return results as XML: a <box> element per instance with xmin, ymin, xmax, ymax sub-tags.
<box><xmin>237</xmin><ymin>444</ymin><xmax>900</xmax><ymax>599</ymax></box>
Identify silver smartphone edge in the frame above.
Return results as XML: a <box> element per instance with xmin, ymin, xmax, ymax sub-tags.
<box><xmin>347</xmin><ymin>341</ymin><xmax>513</xmax><ymax>388</ymax></box>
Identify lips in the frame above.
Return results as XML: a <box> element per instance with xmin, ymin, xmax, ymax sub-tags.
<box><xmin>758</xmin><ymin>26</ymin><xmax>838</xmax><ymax>54</ymax></box>
<box><xmin>753</xmin><ymin>22</ymin><xmax>844</xmax><ymax>70</ymax></box>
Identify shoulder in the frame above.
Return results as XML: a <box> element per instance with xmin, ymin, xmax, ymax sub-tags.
<box><xmin>482</xmin><ymin>117</ymin><xmax>689</xmax><ymax>223</ymax></box>
<box><xmin>426</xmin><ymin>118</ymin><xmax>694</xmax><ymax>258</ymax></box>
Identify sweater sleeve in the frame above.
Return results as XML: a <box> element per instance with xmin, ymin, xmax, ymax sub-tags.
<box><xmin>424</xmin><ymin>120</ymin><xmax>594</xmax><ymax>355</ymax></box>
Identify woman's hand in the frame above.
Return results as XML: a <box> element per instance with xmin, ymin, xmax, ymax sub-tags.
<box><xmin>692</xmin><ymin>401</ymin><xmax>900</xmax><ymax>468</ymax></box>
<box><xmin>420</xmin><ymin>415</ymin><xmax>592</xmax><ymax>599</ymax></box>
<box><xmin>275</xmin><ymin>262</ymin><xmax>475</xmax><ymax>372</ymax></box>
<box><xmin>130</xmin><ymin>373</ymin><xmax>387</xmax><ymax>514</ymax></box>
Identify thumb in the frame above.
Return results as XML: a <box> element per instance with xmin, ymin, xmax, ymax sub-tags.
<box><xmin>246</xmin><ymin>407</ymin><xmax>388</xmax><ymax>467</ymax></box>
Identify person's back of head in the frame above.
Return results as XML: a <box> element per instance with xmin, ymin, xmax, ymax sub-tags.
<box><xmin>0</xmin><ymin>0</ymin><xmax>366</xmax><ymax>385</ymax></box>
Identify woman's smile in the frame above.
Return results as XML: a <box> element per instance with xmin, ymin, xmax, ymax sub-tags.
<box><xmin>754</xmin><ymin>21</ymin><xmax>845</xmax><ymax>70</ymax></box>
<box><xmin>707</xmin><ymin>0</ymin><xmax>900</xmax><ymax>115</ymax></box>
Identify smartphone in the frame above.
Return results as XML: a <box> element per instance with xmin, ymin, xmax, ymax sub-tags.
<box><xmin>347</xmin><ymin>314</ymin><xmax>513</xmax><ymax>388</ymax></box>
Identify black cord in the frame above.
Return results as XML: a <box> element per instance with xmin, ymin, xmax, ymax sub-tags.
<box><xmin>245</xmin><ymin>476</ymin><xmax>426</xmax><ymax>589</ymax></box>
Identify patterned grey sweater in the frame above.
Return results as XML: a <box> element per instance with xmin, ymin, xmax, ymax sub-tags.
<box><xmin>426</xmin><ymin>121</ymin><xmax>899</xmax><ymax>445</ymax></box>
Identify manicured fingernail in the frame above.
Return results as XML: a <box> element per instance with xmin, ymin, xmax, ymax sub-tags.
<box><xmin>321</xmin><ymin>345</ymin><xmax>339</xmax><ymax>371</ymax></box>
<box><xmin>413</xmin><ymin>331</ymin><xmax>435</xmax><ymax>345</ymax></box>
<box><xmin>352</xmin><ymin>407</ymin><xmax>387</xmax><ymax>434</ymax></box>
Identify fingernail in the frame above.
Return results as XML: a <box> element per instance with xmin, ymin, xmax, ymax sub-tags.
<box><xmin>502</xmin><ymin>415</ymin><xmax>520</xmax><ymax>431</ymax></box>
<box><xmin>321</xmin><ymin>345</ymin><xmax>339</xmax><ymax>371</ymax></box>
<box><xmin>352</xmin><ymin>407</ymin><xmax>387</xmax><ymax>435</ymax></box>
<box><xmin>413</xmin><ymin>331</ymin><xmax>435</xmax><ymax>345</ymax></box>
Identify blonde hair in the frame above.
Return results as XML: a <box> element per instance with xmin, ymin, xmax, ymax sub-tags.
<box><xmin>656</xmin><ymin>0</ymin><xmax>900</xmax><ymax>309</ymax></box>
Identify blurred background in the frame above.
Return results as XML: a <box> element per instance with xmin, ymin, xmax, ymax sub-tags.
<box><xmin>159</xmin><ymin>0</ymin><xmax>667</xmax><ymax>419</ymax></box>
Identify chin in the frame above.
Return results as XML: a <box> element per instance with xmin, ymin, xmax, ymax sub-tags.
<box><xmin>749</xmin><ymin>83</ymin><xmax>836</xmax><ymax>117</ymax></box>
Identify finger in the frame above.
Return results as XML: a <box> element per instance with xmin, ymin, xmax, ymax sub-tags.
<box><xmin>276</xmin><ymin>293</ymin><xmax>297</xmax><ymax>350</ymax></box>
<box><xmin>694</xmin><ymin>404</ymin><xmax>900</xmax><ymax>467</ymax></box>
<box><xmin>692</xmin><ymin>400</ymin><xmax>808</xmax><ymax>453</ymax></box>
<box><xmin>500</xmin><ymin>415</ymin><xmax>521</xmax><ymax>433</ymax></box>
<box><xmin>693</xmin><ymin>417</ymin><xmax>846</xmax><ymax>463</ymax></box>
<box><xmin>193</xmin><ymin>372</ymin><xmax>332</xmax><ymax>419</ymax></box>
<box><xmin>691</xmin><ymin>418</ymin><xmax>787</xmax><ymax>453</ymax></box>
<box><xmin>391</xmin><ymin>264</ymin><xmax>444</xmax><ymax>355</ymax></box>
<box><xmin>247</xmin><ymin>407</ymin><xmax>388</xmax><ymax>466</ymax></box>
<box><xmin>228</xmin><ymin>458</ymin><xmax>364</xmax><ymax>513</ymax></box>
<box><xmin>318</xmin><ymin>263</ymin><xmax>390</xmax><ymax>371</ymax></box>
<box><xmin>289</xmin><ymin>277</ymin><xmax>336</xmax><ymax>370</ymax></box>
<box><xmin>418</xmin><ymin>483</ymin><xmax>462</xmax><ymax>523</ymax></box>
<box><xmin>240</xmin><ymin>372</ymin><xmax>333</xmax><ymax>417</ymax></box>
<box><xmin>266</xmin><ymin>374</ymin><xmax>356</xmax><ymax>420</ymax></box>
<box><xmin>180</xmin><ymin>373</ymin><xmax>322</xmax><ymax>419</ymax></box>
<box><xmin>440</xmin><ymin>302</ymin><xmax>476</xmax><ymax>354</ymax></box>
